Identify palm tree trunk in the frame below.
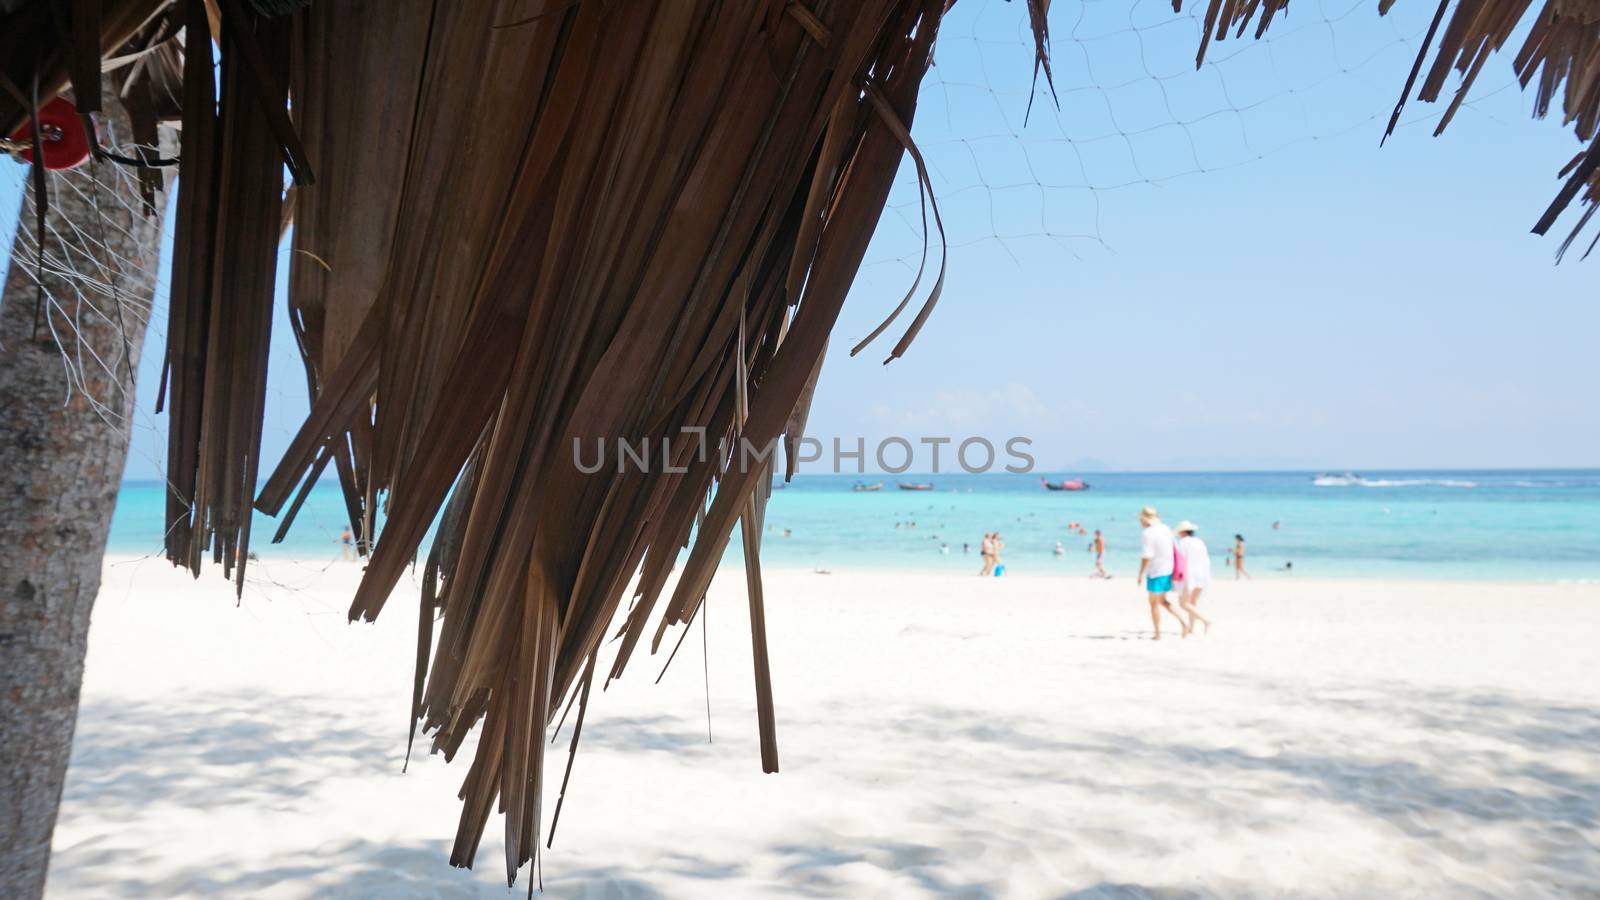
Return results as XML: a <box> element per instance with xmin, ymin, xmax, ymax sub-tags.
<box><xmin>0</xmin><ymin>100</ymin><xmax>167</xmax><ymax>900</ymax></box>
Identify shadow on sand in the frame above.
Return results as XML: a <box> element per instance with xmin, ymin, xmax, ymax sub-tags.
<box><xmin>50</xmin><ymin>671</ymin><xmax>1599</xmax><ymax>897</ymax></box>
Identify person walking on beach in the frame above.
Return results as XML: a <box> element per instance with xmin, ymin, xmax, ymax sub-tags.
<box><xmin>339</xmin><ymin>526</ymin><xmax>354</xmax><ymax>562</ymax></box>
<box><xmin>1173</xmin><ymin>521</ymin><xmax>1212</xmax><ymax>635</ymax></box>
<box><xmin>1091</xmin><ymin>529</ymin><xmax>1109</xmax><ymax>578</ymax></box>
<box><xmin>979</xmin><ymin>532</ymin><xmax>995</xmax><ymax>576</ymax></box>
<box><xmin>1233</xmin><ymin>533</ymin><xmax>1251</xmax><ymax>579</ymax></box>
<box><xmin>1136</xmin><ymin>507</ymin><xmax>1187</xmax><ymax>640</ymax></box>
<box><xmin>990</xmin><ymin>532</ymin><xmax>1006</xmax><ymax>576</ymax></box>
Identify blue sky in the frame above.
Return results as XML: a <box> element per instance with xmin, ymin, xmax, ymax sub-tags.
<box><xmin>4</xmin><ymin>0</ymin><xmax>1596</xmax><ymax>478</ymax></box>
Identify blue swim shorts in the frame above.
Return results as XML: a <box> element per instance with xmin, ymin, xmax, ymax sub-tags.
<box><xmin>1145</xmin><ymin>574</ymin><xmax>1173</xmax><ymax>593</ymax></box>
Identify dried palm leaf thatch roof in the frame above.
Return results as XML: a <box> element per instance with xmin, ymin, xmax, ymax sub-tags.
<box><xmin>5</xmin><ymin>0</ymin><xmax>1600</xmax><ymax>886</ymax></box>
<box><xmin>0</xmin><ymin>1</ymin><xmax>183</xmax><ymax>308</ymax></box>
<box><xmin>0</xmin><ymin>1</ymin><xmax>174</xmax><ymax>129</ymax></box>
<box><xmin>176</xmin><ymin>0</ymin><xmax>1052</xmax><ymax>884</ymax></box>
<box><xmin>254</xmin><ymin>2</ymin><xmax>1034</xmax><ymax>882</ymax></box>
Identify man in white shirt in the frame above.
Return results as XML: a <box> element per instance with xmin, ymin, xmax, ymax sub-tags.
<box><xmin>1136</xmin><ymin>506</ymin><xmax>1187</xmax><ymax>640</ymax></box>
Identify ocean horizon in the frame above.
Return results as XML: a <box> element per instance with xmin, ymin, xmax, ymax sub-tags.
<box><xmin>109</xmin><ymin>468</ymin><xmax>1600</xmax><ymax>581</ymax></box>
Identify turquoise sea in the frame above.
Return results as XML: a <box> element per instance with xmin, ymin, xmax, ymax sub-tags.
<box><xmin>108</xmin><ymin>470</ymin><xmax>1600</xmax><ymax>580</ymax></box>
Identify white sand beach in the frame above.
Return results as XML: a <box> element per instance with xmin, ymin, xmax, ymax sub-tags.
<box><xmin>47</xmin><ymin>559</ymin><xmax>1600</xmax><ymax>898</ymax></box>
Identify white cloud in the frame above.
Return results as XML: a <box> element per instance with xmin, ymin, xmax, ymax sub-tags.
<box><xmin>869</xmin><ymin>382</ymin><xmax>1098</xmax><ymax>433</ymax></box>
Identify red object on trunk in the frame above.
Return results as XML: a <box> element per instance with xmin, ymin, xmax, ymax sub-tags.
<box><xmin>8</xmin><ymin>97</ymin><xmax>93</xmax><ymax>170</ymax></box>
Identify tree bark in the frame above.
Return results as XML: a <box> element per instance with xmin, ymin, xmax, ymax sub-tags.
<box><xmin>0</xmin><ymin>101</ymin><xmax>168</xmax><ymax>899</ymax></box>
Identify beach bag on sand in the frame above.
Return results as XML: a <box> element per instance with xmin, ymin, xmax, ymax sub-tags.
<box><xmin>1172</xmin><ymin>542</ymin><xmax>1187</xmax><ymax>582</ymax></box>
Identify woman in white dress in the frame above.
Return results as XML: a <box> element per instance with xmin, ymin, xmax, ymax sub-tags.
<box><xmin>1173</xmin><ymin>521</ymin><xmax>1213</xmax><ymax>635</ymax></box>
